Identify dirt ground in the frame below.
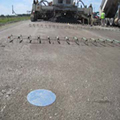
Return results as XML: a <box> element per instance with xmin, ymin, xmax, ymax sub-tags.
<box><xmin>0</xmin><ymin>21</ymin><xmax>120</xmax><ymax>120</ymax></box>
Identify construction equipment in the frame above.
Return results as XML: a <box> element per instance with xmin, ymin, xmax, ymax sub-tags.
<box><xmin>92</xmin><ymin>12</ymin><xmax>101</xmax><ymax>25</ymax></box>
<box><xmin>30</xmin><ymin>0</ymin><xmax>93</xmax><ymax>23</ymax></box>
<box><xmin>100</xmin><ymin>0</ymin><xmax>120</xmax><ymax>26</ymax></box>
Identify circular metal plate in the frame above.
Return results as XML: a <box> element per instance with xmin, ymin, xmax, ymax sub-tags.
<box><xmin>27</xmin><ymin>89</ymin><xmax>56</xmax><ymax>106</ymax></box>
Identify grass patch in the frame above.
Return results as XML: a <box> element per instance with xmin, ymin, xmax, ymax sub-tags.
<box><xmin>0</xmin><ymin>16</ymin><xmax>30</xmax><ymax>25</ymax></box>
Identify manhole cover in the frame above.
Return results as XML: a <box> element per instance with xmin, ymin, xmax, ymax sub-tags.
<box><xmin>27</xmin><ymin>89</ymin><xmax>56</xmax><ymax>106</ymax></box>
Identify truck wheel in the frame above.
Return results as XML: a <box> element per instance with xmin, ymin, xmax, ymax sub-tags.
<box><xmin>118</xmin><ymin>20</ymin><xmax>120</xmax><ymax>27</ymax></box>
<box><xmin>31</xmin><ymin>13</ymin><xmax>37</xmax><ymax>22</ymax></box>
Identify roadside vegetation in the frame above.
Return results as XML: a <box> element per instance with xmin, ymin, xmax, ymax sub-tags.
<box><xmin>0</xmin><ymin>15</ymin><xmax>30</xmax><ymax>25</ymax></box>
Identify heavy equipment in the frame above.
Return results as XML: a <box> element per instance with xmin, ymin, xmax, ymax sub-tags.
<box><xmin>100</xmin><ymin>0</ymin><xmax>120</xmax><ymax>26</ymax></box>
<box><xmin>30</xmin><ymin>0</ymin><xmax>93</xmax><ymax>23</ymax></box>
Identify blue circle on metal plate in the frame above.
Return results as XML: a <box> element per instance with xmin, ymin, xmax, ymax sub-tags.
<box><xmin>27</xmin><ymin>89</ymin><xmax>56</xmax><ymax>106</ymax></box>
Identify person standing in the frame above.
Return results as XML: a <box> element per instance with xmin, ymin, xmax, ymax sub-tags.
<box><xmin>89</xmin><ymin>4</ymin><xmax>93</xmax><ymax>26</ymax></box>
<box><xmin>101</xmin><ymin>10</ymin><xmax>105</xmax><ymax>27</ymax></box>
<box><xmin>90</xmin><ymin>12</ymin><xmax>94</xmax><ymax>26</ymax></box>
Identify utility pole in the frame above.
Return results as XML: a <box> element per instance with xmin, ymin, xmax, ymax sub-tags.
<box><xmin>12</xmin><ymin>5</ymin><xmax>17</xmax><ymax>15</ymax></box>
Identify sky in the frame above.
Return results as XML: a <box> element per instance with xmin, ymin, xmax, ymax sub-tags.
<box><xmin>0</xmin><ymin>0</ymin><xmax>102</xmax><ymax>15</ymax></box>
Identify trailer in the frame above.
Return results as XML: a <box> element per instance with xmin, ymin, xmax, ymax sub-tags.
<box><xmin>100</xmin><ymin>0</ymin><xmax>120</xmax><ymax>26</ymax></box>
<box><xmin>30</xmin><ymin>0</ymin><xmax>93</xmax><ymax>23</ymax></box>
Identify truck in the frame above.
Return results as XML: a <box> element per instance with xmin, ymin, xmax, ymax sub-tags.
<box><xmin>30</xmin><ymin>0</ymin><xmax>93</xmax><ymax>24</ymax></box>
<box><xmin>100</xmin><ymin>0</ymin><xmax>120</xmax><ymax>26</ymax></box>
